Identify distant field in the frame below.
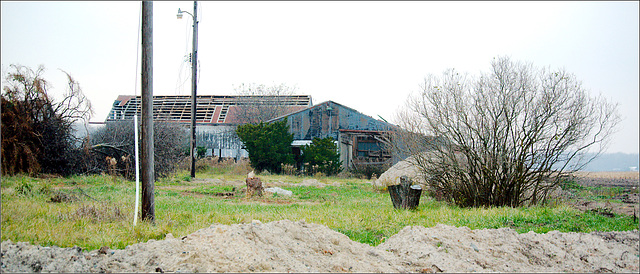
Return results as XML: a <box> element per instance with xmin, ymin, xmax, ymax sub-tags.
<box><xmin>574</xmin><ymin>171</ymin><xmax>639</xmax><ymax>180</ymax></box>
<box><xmin>571</xmin><ymin>171</ymin><xmax>638</xmax><ymax>190</ymax></box>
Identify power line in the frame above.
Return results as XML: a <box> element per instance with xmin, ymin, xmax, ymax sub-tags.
<box><xmin>174</xmin><ymin>14</ymin><xmax>195</xmax><ymax>95</ymax></box>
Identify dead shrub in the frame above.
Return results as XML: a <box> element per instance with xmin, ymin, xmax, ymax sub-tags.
<box><xmin>313</xmin><ymin>171</ymin><xmax>326</xmax><ymax>178</ymax></box>
<box><xmin>195</xmin><ymin>157</ymin><xmax>217</xmax><ymax>172</ymax></box>
<box><xmin>176</xmin><ymin>156</ymin><xmax>191</xmax><ymax>171</ymax></box>
<box><xmin>72</xmin><ymin>203</ymin><xmax>126</xmax><ymax>222</ymax></box>
<box><xmin>280</xmin><ymin>163</ymin><xmax>297</xmax><ymax>176</ymax></box>
<box><xmin>49</xmin><ymin>191</ymin><xmax>79</xmax><ymax>203</ymax></box>
<box><xmin>231</xmin><ymin>158</ymin><xmax>252</xmax><ymax>175</ymax></box>
<box><xmin>178</xmin><ymin>156</ymin><xmax>251</xmax><ymax>175</ymax></box>
<box><xmin>89</xmin><ymin>121</ymin><xmax>188</xmax><ymax>179</ymax></box>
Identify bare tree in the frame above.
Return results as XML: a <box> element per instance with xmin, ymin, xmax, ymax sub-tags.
<box><xmin>89</xmin><ymin>121</ymin><xmax>188</xmax><ymax>179</ymax></box>
<box><xmin>1</xmin><ymin>64</ymin><xmax>93</xmax><ymax>176</ymax></box>
<box><xmin>230</xmin><ymin>83</ymin><xmax>299</xmax><ymax>124</ymax></box>
<box><xmin>393</xmin><ymin>57</ymin><xmax>620</xmax><ymax>207</ymax></box>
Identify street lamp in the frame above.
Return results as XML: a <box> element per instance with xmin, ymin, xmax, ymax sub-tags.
<box><xmin>178</xmin><ymin>2</ymin><xmax>199</xmax><ymax>178</ymax></box>
<box><xmin>176</xmin><ymin>8</ymin><xmax>192</xmax><ymax>19</ymax></box>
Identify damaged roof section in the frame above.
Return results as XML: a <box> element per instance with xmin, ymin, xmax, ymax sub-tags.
<box><xmin>106</xmin><ymin>95</ymin><xmax>312</xmax><ymax>125</ymax></box>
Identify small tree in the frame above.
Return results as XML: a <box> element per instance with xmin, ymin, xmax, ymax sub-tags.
<box><xmin>236</xmin><ymin>119</ymin><xmax>294</xmax><ymax>173</ymax></box>
<box><xmin>302</xmin><ymin>137</ymin><xmax>343</xmax><ymax>176</ymax></box>
<box><xmin>196</xmin><ymin>146</ymin><xmax>207</xmax><ymax>158</ymax></box>
<box><xmin>394</xmin><ymin>56</ymin><xmax>620</xmax><ymax>207</ymax></box>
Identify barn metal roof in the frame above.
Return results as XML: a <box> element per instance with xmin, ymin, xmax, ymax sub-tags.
<box><xmin>266</xmin><ymin>101</ymin><xmax>367</xmax><ymax>123</ymax></box>
<box><xmin>106</xmin><ymin>95</ymin><xmax>312</xmax><ymax>124</ymax></box>
<box><xmin>267</xmin><ymin>100</ymin><xmax>397</xmax><ymax>142</ymax></box>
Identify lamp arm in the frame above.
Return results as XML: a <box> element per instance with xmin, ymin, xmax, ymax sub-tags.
<box><xmin>182</xmin><ymin>11</ymin><xmax>194</xmax><ymax>18</ymax></box>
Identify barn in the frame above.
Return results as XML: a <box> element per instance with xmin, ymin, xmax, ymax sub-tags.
<box><xmin>104</xmin><ymin>96</ymin><xmax>398</xmax><ymax>171</ymax></box>
<box><xmin>267</xmin><ymin>101</ymin><xmax>397</xmax><ymax>171</ymax></box>
<box><xmin>105</xmin><ymin>94</ymin><xmax>312</xmax><ymax>159</ymax></box>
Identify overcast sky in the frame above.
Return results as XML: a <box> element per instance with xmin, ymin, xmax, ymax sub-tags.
<box><xmin>2</xmin><ymin>1</ymin><xmax>638</xmax><ymax>154</ymax></box>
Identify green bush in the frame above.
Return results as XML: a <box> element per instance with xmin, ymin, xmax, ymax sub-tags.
<box><xmin>196</xmin><ymin>146</ymin><xmax>207</xmax><ymax>158</ymax></box>
<box><xmin>302</xmin><ymin>137</ymin><xmax>343</xmax><ymax>176</ymax></box>
<box><xmin>236</xmin><ymin>119</ymin><xmax>294</xmax><ymax>173</ymax></box>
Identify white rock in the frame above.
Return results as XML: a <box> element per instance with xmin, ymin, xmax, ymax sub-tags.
<box><xmin>300</xmin><ymin>179</ymin><xmax>326</xmax><ymax>187</ymax></box>
<box><xmin>264</xmin><ymin>187</ymin><xmax>293</xmax><ymax>196</ymax></box>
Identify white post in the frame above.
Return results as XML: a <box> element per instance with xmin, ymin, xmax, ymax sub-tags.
<box><xmin>134</xmin><ymin>114</ymin><xmax>140</xmax><ymax>226</ymax></box>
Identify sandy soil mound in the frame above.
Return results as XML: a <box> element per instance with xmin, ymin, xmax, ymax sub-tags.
<box><xmin>1</xmin><ymin>220</ymin><xmax>406</xmax><ymax>273</ymax></box>
<box><xmin>379</xmin><ymin>224</ymin><xmax>639</xmax><ymax>273</ymax></box>
<box><xmin>2</xmin><ymin>220</ymin><xmax>638</xmax><ymax>273</ymax></box>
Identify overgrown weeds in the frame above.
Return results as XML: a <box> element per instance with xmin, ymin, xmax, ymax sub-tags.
<box><xmin>49</xmin><ymin>190</ymin><xmax>80</xmax><ymax>203</ymax></box>
<box><xmin>69</xmin><ymin>203</ymin><xmax>126</xmax><ymax>223</ymax></box>
<box><xmin>14</xmin><ymin>180</ymin><xmax>34</xmax><ymax>196</ymax></box>
<box><xmin>1</xmin><ymin>169</ymin><xmax>637</xmax><ymax>251</ymax></box>
<box><xmin>179</xmin><ymin>157</ymin><xmax>252</xmax><ymax>177</ymax></box>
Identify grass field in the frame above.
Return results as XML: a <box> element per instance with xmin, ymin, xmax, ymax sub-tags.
<box><xmin>2</xmin><ymin>165</ymin><xmax>638</xmax><ymax>251</ymax></box>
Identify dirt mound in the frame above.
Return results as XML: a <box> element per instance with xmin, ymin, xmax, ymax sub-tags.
<box><xmin>0</xmin><ymin>220</ymin><xmax>406</xmax><ymax>273</ymax></box>
<box><xmin>379</xmin><ymin>224</ymin><xmax>639</xmax><ymax>273</ymax></box>
<box><xmin>2</xmin><ymin>220</ymin><xmax>638</xmax><ymax>273</ymax></box>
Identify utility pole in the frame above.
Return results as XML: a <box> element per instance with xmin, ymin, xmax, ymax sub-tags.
<box><xmin>141</xmin><ymin>1</ymin><xmax>155</xmax><ymax>222</ymax></box>
<box><xmin>189</xmin><ymin>1</ymin><xmax>199</xmax><ymax>178</ymax></box>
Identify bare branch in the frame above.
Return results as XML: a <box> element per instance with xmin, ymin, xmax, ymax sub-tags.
<box><xmin>231</xmin><ymin>83</ymin><xmax>299</xmax><ymax>124</ymax></box>
<box><xmin>392</xmin><ymin>57</ymin><xmax>621</xmax><ymax>207</ymax></box>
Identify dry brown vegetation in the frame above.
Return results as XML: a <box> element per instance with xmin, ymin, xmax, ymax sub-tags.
<box><xmin>574</xmin><ymin>171</ymin><xmax>639</xmax><ymax>180</ymax></box>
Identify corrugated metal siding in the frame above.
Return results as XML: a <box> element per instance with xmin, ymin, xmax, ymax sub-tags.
<box><xmin>276</xmin><ymin>101</ymin><xmax>394</xmax><ymax>140</ymax></box>
<box><xmin>270</xmin><ymin>101</ymin><xmax>396</xmax><ymax>170</ymax></box>
<box><xmin>195</xmin><ymin>125</ymin><xmax>248</xmax><ymax>159</ymax></box>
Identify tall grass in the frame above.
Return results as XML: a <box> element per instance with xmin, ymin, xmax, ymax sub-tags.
<box><xmin>1</xmin><ymin>169</ymin><xmax>637</xmax><ymax>251</ymax></box>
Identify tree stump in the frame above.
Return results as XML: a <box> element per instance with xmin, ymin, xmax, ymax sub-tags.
<box><xmin>388</xmin><ymin>176</ymin><xmax>422</xmax><ymax>209</ymax></box>
<box><xmin>246</xmin><ymin>172</ymin><xmax>263</xmax><ymax>197</ymax></box>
